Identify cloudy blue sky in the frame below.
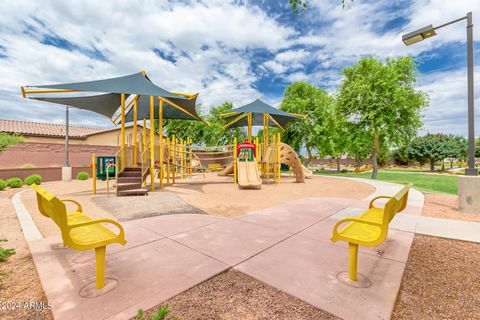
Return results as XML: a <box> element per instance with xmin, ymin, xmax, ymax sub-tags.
<box><xmin>0</xmin><ymin>0</ymin><xmax>479</xmax><ymax>136</ymax></box>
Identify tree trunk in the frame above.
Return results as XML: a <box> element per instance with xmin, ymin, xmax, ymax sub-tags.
<box><xmin>336</xmin><ymin>158</ymin><xmax>340</xmax><ymax>172</ymax></box>
<box><xmin>430</xmin><ymin>160</ymin><xmax>435</xmax><ymax>172</ymax></box>
<box><xmin>441</xmin><ymin>159</ymin><xmax>445</xmax><ymax>171</ymax></box>
<box><xmin>450</xmin><ymin>158</ymin><xmax>453</xmax><ymax>169</ymax></box>
<box><xmin>305</xmin><ymin>146</ymin><xmax>312</xmax><ymax>166</ymax></box>
<box><xmin>371</xmin><ymin>130</ymin><xmax>379</xmax><ymax>179</ymax></box>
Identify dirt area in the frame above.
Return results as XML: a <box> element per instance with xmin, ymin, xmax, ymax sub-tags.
<box><xmin>0</xmin><ymin>187</ymin><xmax>52</xmax><ymax>320</ymax></box>
<box><xmin>138</xmin><ymin>269</ymin><xmax>338</xmax><ymax>320</ymax></box>
<box><xmin>422</xmin><ymin>193</ymin><xmax>480</xmax><ymax>222</ymax></box>
<box><xmin>392</xmin><ymin>235</ymin><xmax>480</xmax><ymax>319</ymax></box>
<box><xmin>167</xmin><ymin>173</ymin><xmax>374</xmax><ymax>217</ymax></box>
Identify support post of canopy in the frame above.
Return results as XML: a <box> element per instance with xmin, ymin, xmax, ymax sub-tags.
<box><xmin>263</xmin><ymin>113</ymin><xmax>269</xmax><ymax>176</ymax></box>
<box><xmin>158</xmin><ymin>97</ymin><xmax>164</xmax><ymax>189</ymax></box>
<box><xmin>133</xmin><ymin>97</ymin><xmax>138</xmax><ymax>166</ymax></box>
<box><xmin>172</xmin><ymin>135</ymin><xmax>176</xmax><ymax>184</ymax></box>
<box><xmin>277</xmin><ymin>132</ymin><xmax>281</xmax><ymax>184</ymax></box>
<box><xmin>120</xmin><ymin>94</ymin><xmax>126</xmax><ymax>168</ymax></box>
<box><xmin>142</xmin><ymin>118</ymin><xmax>147</xmax><ymax>186</ymax></box>
<box><xmin>149</xmin><ymin>96</ymin><xmax>155</xmax><ymax>191</ymax></box>
<box><xmin>247</xmin><ymin>112</ymin><xmax>253</xmax><ymax>143</ymax></box>
<box><xmin>166</xmin><ymin>137</ymin><xmax>171</xmax><ymax>184</ymax></box>
<box><xmin>234</xmin><ymin>137</ymin><xmax>237</xmax><ymax>185</ymax></box>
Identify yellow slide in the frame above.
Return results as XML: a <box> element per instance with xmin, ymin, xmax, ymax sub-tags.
<box><xmin>237</xmin><ymin>159</ymin><xmax>262</xmax><ymax>189</ymax></box>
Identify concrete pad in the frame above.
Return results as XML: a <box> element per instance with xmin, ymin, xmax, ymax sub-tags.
<box><xmin>415</xmin><ymin>216</ymin><xmax>480</xmax><ymax>242</ymax></box>
<box><xmin>235</xmin><ymin>235</ymin><xmax>406</xmax><ymax>320</ymax></box>
<box><xmin>237</xmin><ymin>198</ymin><xmax>350</xmax><ymax>234</ymax></box>
<box><xmin>46</xmin><ymin>222</ymin><xmax>166</xmax><ymax>266</ymax></box>
<box><xmin>132</xmin><ymin>213</ymin><xmax>226</xmax><ymax>237</ymax></box>
<box><xmin>389</xmin><ymin>214</ymin><xmax>420</xmax><ymax>233</ymax></box>
<box><xmin>171</xmin><ymin>219</ymin><xmax>290</xmax><ymax>266</ymax></box>
<box><xmin>297</xmin><ymin>218</ymin><xmax>414</xmax><ymax>263</ymax></box>
<box><xmin>29</xmin><ymin>237</ymin><xmax>228</xmax><ymax>320</ymax></box>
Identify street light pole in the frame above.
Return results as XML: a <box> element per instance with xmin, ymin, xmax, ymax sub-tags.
<box><xmin>402</xmin><ymin>12</ymin><xmax>477</xmax><ymax>176</ymax></box>
<box><xmin>465</xmin><ymin>12</ymin><xmax>477</xmax><ymax>176</ymax></box>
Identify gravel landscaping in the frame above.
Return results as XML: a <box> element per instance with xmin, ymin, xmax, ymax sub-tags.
<box><xmin>392</xmin><ymin>235</ymin><xmax>480</xmax><ymax>319</ymax></box>
<box><xmin>137</xmin><ymin>269</ymin><xmax>339</xmax><ymax>320</ymax></box>
<box><xmin>422</xmin><ymin>193</ymin><xmax>480</xmax><ymax>222</ymax></box>
<box><xmin>0</xmin><ymin>187</ymin><xmax>52</xmax><ymax>320</ymax></box>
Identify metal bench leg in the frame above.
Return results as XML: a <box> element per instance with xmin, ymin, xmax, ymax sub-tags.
<box><xmin>348</xmin><ymin>243</ymin><xmax>358</xmax><ymax>281</ymax></box>
<box><xmin>95</xmin><ymin>246</ymin><xmax>106</xmax><ymax>288</ymax></box>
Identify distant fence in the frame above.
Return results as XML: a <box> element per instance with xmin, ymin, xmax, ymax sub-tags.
<box><xmin>0</xmin><ymin>166</ymin><xmax>89</xmax><ymax>182</ymax></box>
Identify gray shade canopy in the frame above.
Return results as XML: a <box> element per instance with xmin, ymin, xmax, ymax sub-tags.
<box><xmin>24</xmin><ymin>72</ymin><xmax>206</xmax><ymax>123</ymax></box>
<box><xmin>30</xmin><ymin>72</ymin><xmax>182</xmax><ymax>99</ymax></box>
<box><xmin>35</xmin><ymin>93</ymin><xmax>122</xmax><ymax>118</ymax></box>
<box><xmin>223</xmin><ymin>99</ymin><xmax>302</xmax><ymax>129</ymax></box>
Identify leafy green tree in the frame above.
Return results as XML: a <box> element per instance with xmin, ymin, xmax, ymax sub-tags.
<box><xmin>337</xmin><ymin>56</ymin><xmax>428</xmax><ymax>179</ymax></box>
<box><xmin>0</xmin><ymin>133</ymin><xmax>23</xmax><ymax>153</ymax></box>
<box><xmin>280</xmin><ymin>81</ymin><xmax>335</xmax><ymax>165</ymax></box>
<box><xmin>406</xmin><ymin>134</ymin><xmax>452</xmax><ymax>171</ymax></box>
<box><xmin>161</xmin><ymin>102</ymin><xmax>245</xmax><ymax>146</ymax></box>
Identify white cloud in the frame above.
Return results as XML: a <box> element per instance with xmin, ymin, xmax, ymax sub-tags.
<box><xmin>0</xmin><ymin>0</ymin><xmax>295</xmax><ymax>126</ymax></box>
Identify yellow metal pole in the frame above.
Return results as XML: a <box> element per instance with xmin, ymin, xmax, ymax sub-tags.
<box><xmin>158</xmin><ymin>98</ymin><xmax>163</xmax><ymax>189</ymax></box>
<box><xmin>277</xmin><ymin>132</ymin><xmax>281</xmax><ymax>184</ymax></box>
<box><xmin>133</xmin><ymin>97</ymin><xmax>138</xmax><ymax>166</ymax></box>
<box><xmin>92</xmin><ymin>153</ymin><xmax>97</xmax><ymax>195</ymax></box>
<box><xmin>188</xmin><ymin>138</ymin><xmax>193</xmax><ymax>175</ymax></box>
<box><xmin>247</xmin><ymin>112</ymin><xmax>252</xmax><ymax>143</ymax></box>
<box><xmin>233</xmin><ymin>137</ymin><xmax>237</xmax><ymax>184</ymax></box>
<box><xmin>149</xmin><ymin>96</ymin><xmax>155</xmax><ymax>191</ymax></box>
<box><xmin>349</xmin><ymin>243</ymin><xmax>359</xmax><ymax>281</ymax></box>
<box><xmin>166</xmin><ymin>137</ymin><xmax>170</xmax><ymax>184</ymax></box>
<box><xmin>142</xmin><ymin>118</ymin><xmax>147</xmax><ymax>165</ymax></box>
<box><xmin>120</xmin><ymin>93</ymin><xmax>126</xmax><ymax>167</ymax></box>
<box><xmin>183</xmin><ymin>139</ymin><xmax>186</xmax><ymax>178</ymax></box>
<box><xmin>172</xmin><ymin>135</ymin><xmax>176</xmax><ymax>184</ymax></box>
<box><xmin>255</xmin><ymin>137</ymin><xmax>259</xmax><ymax>160</ymax></box>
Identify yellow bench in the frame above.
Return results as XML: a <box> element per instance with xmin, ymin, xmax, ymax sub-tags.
<box><xmin>31</xmin><ymin>184</ymin><xmax>127</xmax><ymax>289</ymax></box>
<box><xmin>208</xmin><ymin>163</ymin><xmax>223</xmax><ymax>172</ymax></box>
<box><xmin>331</xmin><ymin>183</ymin><xmax>411</xmax><ymax>281</ymax></box>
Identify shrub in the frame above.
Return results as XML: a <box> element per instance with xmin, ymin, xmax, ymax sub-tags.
<box><xmin>22</xmin><ymin>163</ymin><xmax>36</xmax><ymax>168</ymax></box>
<box><xmin>0</xmin><ymin>239</ymin><xmax>15</xmax><ymax>262</ymax></box>
<box><xmin>341</xmin><ymin>168</ymin><xmax>349</xmax><ymax>173</ymax></box>
<box><xmin>0</xmin><ymin>180</ymin><xmax>6</xmax><ymax>191</ymax></box>
<box><xmin>24</xmin><ymin>174</ymin><xmax>42</xmax><ymax>185</ymax></box>
<box><xmin>6</xmin><ymin>178</ymin><xmax>22</xmax><ymax>188</ymax></box>
<box><xmin>76</xmin><ymin>171</ymin><xmax>89</xmax><ymax>180</ymax></box>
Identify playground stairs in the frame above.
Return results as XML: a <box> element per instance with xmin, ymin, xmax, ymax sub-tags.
<box><xmin>116</xmin><ymin>167</ymin><xmax>148</xmax><ymax>196</ymax></box>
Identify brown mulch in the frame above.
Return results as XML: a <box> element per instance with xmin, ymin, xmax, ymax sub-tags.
<box><xmin>422</xmin><ymin>193</ymin><xmax>480</xmax><ymax>222</ymax></box>
<box><xmin>138</xmin><ymin>269</ymin><xmax>338</xmax><ymax>320</ymax></box>
<box><xmin>0</xmin><ymin>187</ymin><xmax>53</xmax><ymax>320</ymax></box>
<box><xmin>392</xmin><ymin>234</ymin><xmax>480</xmax><ymax>319</ymax></box>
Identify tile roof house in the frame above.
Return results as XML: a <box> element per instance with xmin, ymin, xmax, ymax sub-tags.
<box><xmin>0</xmin><ymin>119</ymin><xmax>144</xmax><ymax>146</ymax></box>
<box><xmin>0</xmin><ymin>119</ymin><xmax>103</xmax><ymax>139</ymax></box>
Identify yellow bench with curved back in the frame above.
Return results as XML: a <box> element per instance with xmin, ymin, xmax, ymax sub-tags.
<box><xmin>31</xmin><ymin>184</ymin><xmax>127</xmax><ymax>289</ymax></box>
<box><xmin>331</xmin><ymin>183</ymin><xmax>412</xmax><ymax>281</ymax></box>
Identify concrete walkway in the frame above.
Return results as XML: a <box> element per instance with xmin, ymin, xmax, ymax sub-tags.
<box><xmin>13</xmin><ymin>177</ymin><xmax>478</xmax><ymax>320</ymax></box>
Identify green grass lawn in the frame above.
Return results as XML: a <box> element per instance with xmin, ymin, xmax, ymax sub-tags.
<box><xmin>318</xmin><ymin>170</ymin><xmax>458</xmax><ymax>195</ymax></box>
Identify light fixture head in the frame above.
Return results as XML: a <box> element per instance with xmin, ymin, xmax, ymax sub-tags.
<box><xmin>402</xmin><ymin>24</ymin><xmax>437</xmax><ymax>46</ymax></box>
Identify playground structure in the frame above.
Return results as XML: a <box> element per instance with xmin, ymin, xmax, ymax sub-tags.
<box><xmin>218</xmin><ymin>99</ymin><xmax>313</xmax><ymax>187</ymax></box>
<box><xmin>22</xmin><ymin>74</ymin><xmax>312</xmax><ymax>196</ymax></box>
